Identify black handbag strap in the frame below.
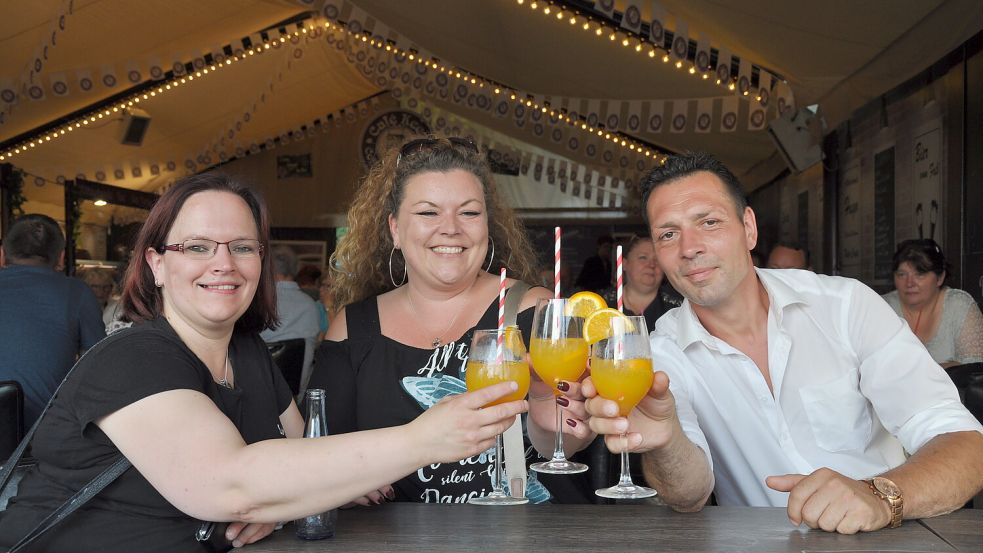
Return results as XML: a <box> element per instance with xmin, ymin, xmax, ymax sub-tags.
<box><xmin>0</xmin><ymin>337</ymin><xmax>133</xmax><ymax>553</ymax></box>
<box><xmin>6</xmin><ymin>456</ymin><xmax>131</xmax><ymax>552</ymax></box>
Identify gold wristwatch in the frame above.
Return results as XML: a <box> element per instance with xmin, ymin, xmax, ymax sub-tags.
<box><xmin>865</xmin><ymin>476</ymin><xmax>904</xmax><ymax>528</ymax></box>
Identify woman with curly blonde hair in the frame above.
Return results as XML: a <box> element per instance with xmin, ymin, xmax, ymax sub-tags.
<box><xmin>311</xmin><ymin>137</ymin><xmax>596</xmax><ymax>504</ymax></box>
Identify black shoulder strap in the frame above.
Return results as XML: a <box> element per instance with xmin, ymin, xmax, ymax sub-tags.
<box><xmin>345</xmin><ymin>296</ymin><xmax>382</xmax><ymax>337</ymax></box>
<box><xmin>6</xmin><ymin>457</ymin><xmax>131</xmax><ymax>552</ymax></box>
<box><xmin>0</xmin><ymin>338</ymin><xmax>132</xmax><ymax>553</ymax></box>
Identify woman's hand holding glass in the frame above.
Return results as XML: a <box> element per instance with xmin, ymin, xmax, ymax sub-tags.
<box><xmin>411</xmin><ymin>378</ymin><xmax>527</xmax><ymax>465</ymax></box>
<box><xmin>462</xmin><ymin>327</ymin><xmax>531</xmax><ymax>505</ymax></box>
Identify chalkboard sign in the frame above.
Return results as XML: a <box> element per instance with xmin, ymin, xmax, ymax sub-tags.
<box><xmin>873</xmin><ymin>147</ymin><xmax>896</xmax><ymax>281</ymax></box>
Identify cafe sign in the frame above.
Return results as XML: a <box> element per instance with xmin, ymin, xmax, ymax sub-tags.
<box><xmin>360</xmin><ymin>110</ymin><xmax>430</xmax><ymax>168</ymax></box>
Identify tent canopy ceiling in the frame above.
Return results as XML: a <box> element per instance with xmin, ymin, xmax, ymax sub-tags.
<box><xmin>2</xmin><ymin>0</ymin><xmax>981</xmax><ymax>222</ymax></box>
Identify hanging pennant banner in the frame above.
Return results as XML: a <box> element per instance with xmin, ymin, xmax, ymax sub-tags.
<box><xmin>670</xmin><ymin>100</ymin><xmax>688</xmax><ymax>133</ymax></box>
<box><xmin>647</xmin><ymin>100</ymin><xmax>664</xmax><ymax>132</ymax></box>
<box><xmin>721</xmin><ymin>96</ymin><xmax>739</xmax><ymax>132</ymax></box>
<box><xmin>776</xmin><ymin>79</ymin><xmax>795</xmax><ymax>115</ymax></box>
<box><xmin>671</xmin><ymin>20</ymin><xmax>688</xmax><ymax>62</ymax></box>
<box><xmin>695</xmin><ymin>98</ymin><xmax>713</xmax><ymax>133</ymax></box>
<box><xmin>748</xmin><ymin>100</ymin><xmax>766</xmax><ymax>131</ymax></box>
<box><xmin>716</xmin><ymin>47</ymin><xmax>731</xmax><ymax>85</ymax></box>
<box><xmin>49</xmin><ymin>73</ymin><xmax>69</xmax><ymax>96</ymax></box>
<box><xmin>620</xmin><ymin>2</ymin><xmax>642</xmax><ymax>34</ymax></box>
<box><xmin>695</xmin><ymin>36</ymin><xmax>711</xmax><ymax>73</ymax></box>
<box><xmin>626</xmin><ymin>100</ymin><xmax>643</xmax><ymax>133</ymax></box>
<box><xmin>595</xmin><ymin>0</ymin><xmax>615</xmax><ymax>18</ymax></box>
<box><xmin>649</xmin><ymin>1</ymin><xmax>667</xmax><ymax>46</ymax></box>
<box><xmin>737</xmin><ymin>58</ymin><xmax>751</xmax><ymax>97</ymax></box>
<box><xmin>758</xmin><ymin>71</ymin><xmax>772</xmax><ymax>108</ymax></box>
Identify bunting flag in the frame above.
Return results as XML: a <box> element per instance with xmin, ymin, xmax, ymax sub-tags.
<box><xmin>695</xmin><ymin>36</ymin><xmax>711</xmax><ymax>73</ymax></box>
<box><xmin>620</xmin><ymin>2</ymin><xmax>642</xmax><ymax>34</ymax></box>
<box><xmin>670</xmin><ymin>100</ymin><xmax>688</xmax><ymax>133</ymax></box>
<box><xmin>737</xmin><ymin>57</ymin><xmax>752</xmax><ymax>97</ymax></box>
<box><xmin>758</xmin><ymin>71</ymin><xmax>772</xmax><ymax>108</ymax></box>
<box><xmin>715</xmin><ymin>47</ymin><xmax>731</xmax><ymax>85</ymax></box>
<box><xmin>748</xmin><ymin>98</ymin><xmax>767</xmax><ymax>131</ymax></box>
<box><xmin>647</xmin><ymin>100</ymin><xmax>664</xmax><ymax>133</ymax></box>
<box><xmin>49</xmin><ymin>73</ymin><xmax>69</xmax><ymax>96</ymax></box>
<box><xmin>626</xmin><ymin>100</ymin><xmax>644</xmax><ymax>133</ymax></box>
<box><xmin>671</xmin><ymin>20</ymin><xmax>688</xmax><ymax>63</ymax></box>
<box><xmin>595</xmin><ymin>0</ymin><xmax>615</xmax><ymax>18</ymax></box>
<box><xmin>649</xmin><ymin>1</ymin><xmax>667</xmax><ymax>46</ymax></box>
<box><xmin>720</xmin><ymin>96</ymin><xmax>739</xmax><ymax>132</ymax></box>
<box><xmin>695</xmin><ymin>98</ymin><xmax>713</xmax><ymax>133</ymax></box>
<box><xmin>776</xmin><ymin>79</ymin><xmax>795</xmax><ymax>115</ymax></box>
<box><xmin>604</xmin><ymin>100</ymin><xmax>621</xmax><ymax>131</ymax></box>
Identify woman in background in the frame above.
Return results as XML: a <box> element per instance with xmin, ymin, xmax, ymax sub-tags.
<box><xmin>883</xmin><ymin>238</ymin><xmax>983</xmax><ymax>367</ymax></box>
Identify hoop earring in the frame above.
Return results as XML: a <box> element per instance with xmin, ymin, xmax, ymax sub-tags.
<box><xmin>389</xmin><ymin>247</ymin><xmax>407</xmax><ymax>287</ymax></box>
<box><xmin>484</xmin><ymin>236</ymin><xmax>496</xmax><ymax>273</ymax></box>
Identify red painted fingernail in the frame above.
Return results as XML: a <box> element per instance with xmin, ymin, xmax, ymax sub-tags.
<box><xmin>565</xmin><ymin>418</ymin><xmax>577</xmax><ymax>428</ymax></box>
<box><xmin>557</xmin><ymin>381</ymin><xmax>570</xmax><ymax>392</ymax></box>
<box><xmin>386</xmin><ymin>489</ymin><xmax>395</xmax><ymax>500</ymax></box>
<box><xmin>556</xmin><ymin>396</ymin><xmax>569</xmax><ymax>407</ymax></box>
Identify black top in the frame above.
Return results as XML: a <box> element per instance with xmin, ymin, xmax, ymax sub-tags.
<box><xmin>602</xmin><ymin>280</ymin><xmax>683</xmax><ymax>333</ymax></box>
<box><xmin>0</xmin><ymin>317</ymin><xmax>294</xmax><ymax>553</ymax></box>
<box><xmin>311</xmin><ymin>285</ymin><xmax>599</xmax><ymax>504</ymax></box>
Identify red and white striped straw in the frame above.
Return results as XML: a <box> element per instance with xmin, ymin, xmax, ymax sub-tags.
<box><xmin>554</xmin><ymin>226</ymin><xmax>561</xmax><ymax>299</ymax></box>
<box><xmin>497</xmin><ymin>267</ymin><xmax>506</xmax><ymax>363</ymax></box>
<box><xmin>616</xmin><ymin>244</ymin><xmax>624</xmax><ymax>313</ymax></box>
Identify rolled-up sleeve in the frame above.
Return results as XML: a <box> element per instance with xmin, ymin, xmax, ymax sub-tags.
<box><xmin>849</xmin><ymin>282</ymin><xmax>983</xmax><ymax>453</ymax></box>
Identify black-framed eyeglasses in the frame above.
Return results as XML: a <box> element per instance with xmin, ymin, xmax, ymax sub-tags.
<box><xmin>161</xmin><ymin>239</ymin><xmax>264</xmax><ymax>260</ymax></box>
<box><xmin>396</xmin><ymin>136</ymin><xmax>479</xmax><ymax>166</ymax></box>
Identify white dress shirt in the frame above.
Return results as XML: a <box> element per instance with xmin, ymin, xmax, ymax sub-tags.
<box><xmin>652</xmin><ymin>268</ymin><xmax>983</xmax><ymax>507</ymax></box>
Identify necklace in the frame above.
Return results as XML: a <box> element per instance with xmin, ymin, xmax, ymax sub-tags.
<box><xmin>405</xmin><ymin>285</ymin><xmax>474</xmax><ymax>349</ymax></box>
<box><xmin>906</xmin><ymin>290</ymin><xmax>942</xmax><ymax>335</ymax></box>
<box><xmin>217</xmin><ymin>350</ymin><xmax>233</xmax><ymax>389</ymax></box>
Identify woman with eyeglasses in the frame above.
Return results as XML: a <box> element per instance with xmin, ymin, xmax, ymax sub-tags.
<box><xmin>882</xmin><ymin>239</ymin><xmax>983</xmax><ymax>368</ymax></box>
<box><xmin>0</xmin><ymin>173</ymin><xmax>525</xmax><ymax>552</ymax></box>
<box><xmin>310</xmin><ymin>137</ymin><xmax>597</xmax><ymax>504</ymax></box>
<box><xmin>601</xmin><ymin>236</ymin><xmax>682</xmax><ymax>333</ymax></box>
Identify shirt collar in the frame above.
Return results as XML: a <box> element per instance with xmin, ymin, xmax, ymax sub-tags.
<box><xmin>275</xmin><ymin>280</ymin><xmax>300</xmax><ymax>290</ymax></box>
<box><xmin>672</xmin><ymin>268</ymin><xmax>809</xmax><ymax>350</ymax></box>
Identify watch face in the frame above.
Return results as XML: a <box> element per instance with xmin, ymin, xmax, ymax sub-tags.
<box><xmin>873</xmin><ymin>476</ymin><xmax>901</xmax><ymax>498</ymax></box>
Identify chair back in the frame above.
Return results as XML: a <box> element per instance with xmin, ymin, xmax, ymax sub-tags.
<box><xmin>267</xmin><ymin>339</ymin><xmax>306</xmax><ymax>396</ymax></box>
<box><xmin>0</xmin><ymin>380</ymin><xmax>24</xmax><ymax>463</ymax></box>
<box><xmin>946</xmin><ymin>363</ymin><xmax>983</xmax><ymax>424</ymax></box>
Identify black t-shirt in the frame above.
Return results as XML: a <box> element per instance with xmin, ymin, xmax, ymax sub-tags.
<box><xmin>602</xmin><ymin>280</ymin><xmax>683</xmax><ymax>333</ymax></box>
<box><xmin>0</xmin><ymin>317</ymin><xmax>294</xmax><ymax>553</ymax></box>
<box><xmin>311</xmin><ymin>284</ymin><xmax>598</xmax><ymax>504</ymax></box>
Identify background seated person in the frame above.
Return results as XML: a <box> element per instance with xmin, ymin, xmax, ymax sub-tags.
<box><xmin>882</xmin><ymin>238</ymin><xmax>983</xmax><ymax>368</ymax></box>
<box><xmin>311</xmin><ymin>137</ymin><xmax>595</xmax><ymax>504</ymax></box>
<box><xmin>0</xmin><ymin>214</ymin><xmax>104</xmax><ymax>427</ymax></box>
<box><xmin>601</xmin><ymin>236</ymin><xmax>681</xmax><ymax>333</ymax></box>
<box><xmin>582</xmin><ymin>153</ymin><xmax>983</xmax><ymax>534</ymax></box>
<box><xmin>0</xmin><ymin>174</ymin><xmax>525</xmax><ymax>552</ymax></box>
<box><xmin>766</xmin><ymin>242</ymin><xmax>811</xmax><ymax>270</ymax></box>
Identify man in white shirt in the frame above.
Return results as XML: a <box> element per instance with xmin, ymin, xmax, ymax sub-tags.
<box><xmin>260</xmin><ymin>246</ymin><xmax>321</xmax><ymax>396</ymax></box>
<box><xmin>583</xmin><ymin>152</ymin><xmax>983</xmax><ymax>533</ymax></box>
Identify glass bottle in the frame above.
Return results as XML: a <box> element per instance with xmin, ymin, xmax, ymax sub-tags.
<box><xmin>294</xmin><ymin>389</ymin><xmax>337</xmax><ymax>540</ymax></box>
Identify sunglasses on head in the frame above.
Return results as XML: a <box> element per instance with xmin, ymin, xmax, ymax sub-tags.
<box><xmin>396</xmin><ymin>136</ymin><xmax>479</xmax><ymax>166</ymax></box>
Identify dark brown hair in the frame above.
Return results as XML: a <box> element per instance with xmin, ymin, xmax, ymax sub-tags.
<box><xmin>640</xmin><ymin>152</ymin><xmax>748</xmax><ymax>222</ymax></box>
<box><xmin>2</xmin><ymin>213</ymin><xmax>65</xmax><ymax>267</ymax></box>
<box><xmin>119</xmin><ymin>173</ymin><xmax>278</xmax><ymax>332</ymax></box>
<box><xmin>892</xmin><ymin>238</ymin><xmax>948</xmax><ymax>286</ymax></box>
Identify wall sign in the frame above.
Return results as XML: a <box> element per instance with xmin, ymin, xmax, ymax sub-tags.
<box><xmin>360</xmin><ymin>110</ymin><xmax>430</xmax><ymax>167</ymax></box>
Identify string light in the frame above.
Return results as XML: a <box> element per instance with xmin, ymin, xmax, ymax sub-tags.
<box><xmin>0</xmin><ymin>20</ymin><xmax>321</xmax><ymax>161</ymax></box>
<box><xmin>331</xmin><ymin>20</ymin><xmax>664</xmax><ymax>162</ymax></box>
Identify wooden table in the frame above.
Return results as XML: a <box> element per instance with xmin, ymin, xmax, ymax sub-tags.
<box><xmin>244</xmin><ymin>504</ymin><xmax>983</xmax><ymax>552</ymax></box>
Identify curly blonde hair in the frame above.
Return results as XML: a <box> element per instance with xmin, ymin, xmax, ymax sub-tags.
<box><xmin>331</xmin><ymin>137</ymin><xmax>539</xmax><ymax>308</ymax></box>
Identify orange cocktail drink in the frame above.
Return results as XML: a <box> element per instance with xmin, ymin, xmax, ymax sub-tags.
<box><xmin>529</xmin><ymin>337</ymin><xmax>589</xmax><ymax>394</ymax></box>
<box><xmin>590</xmin><ymin>357</ymin><xmax>654</xmax><ymax>416</ymax></box>
<box><xmin>465</xmin><ymin>360</ymin><xmax>530</xmax><ymax>406</ymax></box>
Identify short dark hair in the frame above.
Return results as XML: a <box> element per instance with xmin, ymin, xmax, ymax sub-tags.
<box><xmin>2</xmin><ymin>213</ymin><xmax>65</xmax><ymax>267</ymax></box>
<box><xmin>771</xmin><ymin>242</ymin><xmax>810</xmax><ymax>266</ymax></box>
<box><xmin>892</xmin><ymin>239</ymin><xmax>947</xmax><ymax>284</ymax></box>
<box><xmin>597</xmin><ymin>235</ymin><xmax>614</xmax><ymax>246</ymax></box>
<box><xmin>119</xmin><ymin>173</ymin><xmax>278</xmax><ymax>332</ymax></box>
<box><xmin>639</xmin><ymin>152</ymin><xmax>747</xmax><ymax>223</ymax></box>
